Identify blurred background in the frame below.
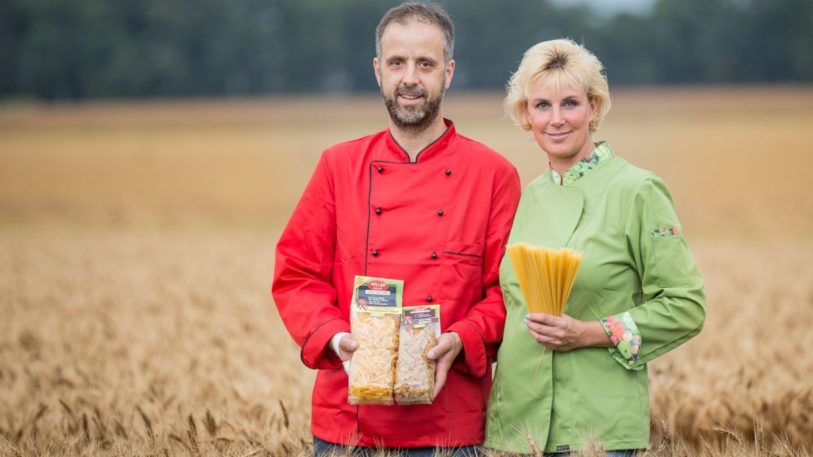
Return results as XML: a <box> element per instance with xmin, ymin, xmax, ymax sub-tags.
<box><xmin>1</xmin><ymin>1</ymin><xmax>812</xmax><ymax>456</ymax></box>
<box><xmin>2</xmin><ymin>0</ymin><xmax>812</xmax><ymax>99</ymax></box>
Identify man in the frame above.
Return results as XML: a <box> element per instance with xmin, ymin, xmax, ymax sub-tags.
<box><xmin>272</xmin><ymin>2</ymin><xmax>520</xmax><ymax>455</ymax></box>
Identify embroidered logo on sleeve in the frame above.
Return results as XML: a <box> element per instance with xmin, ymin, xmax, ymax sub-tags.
<box><xmin>650</xmin><ymin>226</ymin><xmax>680</xmax><ymax>239</ymax></box>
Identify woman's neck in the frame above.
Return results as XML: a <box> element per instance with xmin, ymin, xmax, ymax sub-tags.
<box><xmin>548</xmin><ymin>140</ymin><xmax>595</xmax><ymax>178</ymax></box>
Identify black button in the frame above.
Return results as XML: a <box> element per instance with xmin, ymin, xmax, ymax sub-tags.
<box><xmin>425</xmin><ymin>295</ymin><xmax>433</xmax><ymax>302</ymax></box>
<box><xmin>431</xmin><ymin>252</ymin><xmax>438</xmax><ymax>260</ymax></box>
<box><xmin>372</xmin><ymin>249</ymin><xmax>379</xmax><ymax>257</ymax></box>
<box><xmin>377</xmin><ymin>166</ymin><xmax>384</xmax><ymax>173</ymax></box>
<box><xmin>375</xmin><ymin>207</ymin><xmax>382</xmax><ymax>215</ymax></box>
<box><xmin>445</xmin><ymin>168</ymin><xmax>452</xmax><ymax>176</ymax></box>
<box><xmin>437</xmin><ymin>209</ymin><xmax>444</xmax><ymax>216</ymax></box>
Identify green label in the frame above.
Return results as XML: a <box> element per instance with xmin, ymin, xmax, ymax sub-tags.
<box><xmin>352</xmin><ymin>275</ymin><xmax>403</xmax><ymax>314</ymax></box>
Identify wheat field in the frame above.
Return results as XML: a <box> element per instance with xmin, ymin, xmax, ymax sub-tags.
<box><xmin>1</xmin><ymin>87</ymin><xmax>812</xmax><ymax>456</ymax></box>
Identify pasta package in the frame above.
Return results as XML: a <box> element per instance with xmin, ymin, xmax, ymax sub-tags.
<box><xmin>348</xmin><ymin>276</ymin><xmax>403</xmax><ymax>405</ymax></box>
<box><xmin>394</xmin><ymin>305</ymin><xmax>440</xmax><ymax>405</ymax></box>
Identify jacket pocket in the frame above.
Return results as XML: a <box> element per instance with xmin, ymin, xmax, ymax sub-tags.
<box><xmin>443</xmin><ymin>241</ymin><xmax>483</xmax><ymax>267</ymax></box>
<box><xmin>438</xmin><ymin>241</ymin><xmax>483</xmax><ymax>306</ymax></box>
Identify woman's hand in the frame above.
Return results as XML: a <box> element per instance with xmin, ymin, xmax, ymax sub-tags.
<box><xmin>525</xmin><ymin>313</ymin><xmax>611</xmax><ymax>351</ymax></box>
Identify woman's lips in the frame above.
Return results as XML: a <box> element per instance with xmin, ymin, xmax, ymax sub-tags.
<box><xmin>545</xmin><ymin>130</ymin><xmax>572</xmax><ymax>139</ymax></box>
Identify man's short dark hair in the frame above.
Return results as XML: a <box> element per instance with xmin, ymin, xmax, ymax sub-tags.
<box><xmin>375</xmin><ymin>2</ymin><xmax>454</xmax><ymax>63</ymax></box>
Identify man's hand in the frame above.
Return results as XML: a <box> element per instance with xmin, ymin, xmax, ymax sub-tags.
<box><xmin>337</xmin><ymin>334</ymin><xmax>358</xmax><ymax>360</ymax></box>
<box><xmin>330</xmin><ymin>333</ymin><xmax>358</xmax><ymax>374</ymax></box>
<box><xmin>525</xmin><ymin>313</ymin><xmax>609</xmax><ymax>351</ymax></box>
<box><xmin>426</xmin><ymin>332</ymin><xmax>463</xmax><ymax>400</ymax></box>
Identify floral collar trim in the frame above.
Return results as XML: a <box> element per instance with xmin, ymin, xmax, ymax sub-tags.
<box><xmin>550</xmin><ymin>141</ymin><xmax>614</xmax><ymax>186</ymax></box>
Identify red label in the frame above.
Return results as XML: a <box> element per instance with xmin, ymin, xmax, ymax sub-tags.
<box><xmin>368</xmin><ymin>280</ymin><xmax>388</xmax><ymax>291</ymax></box>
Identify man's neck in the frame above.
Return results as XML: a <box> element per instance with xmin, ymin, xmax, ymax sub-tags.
<box><xmin>389</xmin><ymin>117</ymin><xmax>448</xmax><ymax>162</ymax></box>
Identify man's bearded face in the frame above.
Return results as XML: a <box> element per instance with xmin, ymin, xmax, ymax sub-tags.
<box><xmin>382</xmin><ymin>81</ymin><xmax>445</xmax><ymax>132</ymax></box>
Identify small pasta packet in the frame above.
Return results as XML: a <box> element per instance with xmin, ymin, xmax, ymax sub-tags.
<box><xmin>395</xmin><ymin>305</ymin><xmax>440</xmax><ymax>405</ymax></box>
<box><xmin>348</xmin><ymin>276</ymin><xmax>403</xmax><ymax>405</ymax></box>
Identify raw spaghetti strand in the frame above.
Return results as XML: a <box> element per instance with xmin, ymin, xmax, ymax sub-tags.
<box><xmin>507</xmin><ymin>243</ymin><xmax>584</xmax><ymax>380</ymax></box>
<box><xmin>506</xmin><ymin>243</ymin><xmax>583</xmax><ymax>316</ymax></box>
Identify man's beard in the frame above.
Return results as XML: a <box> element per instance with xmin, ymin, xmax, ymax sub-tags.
<box><xmin>382</xmin><ymin>84</ymin><xmax>444</xmax><ymax>133</ymax></box>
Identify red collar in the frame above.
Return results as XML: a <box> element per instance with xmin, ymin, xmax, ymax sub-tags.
<box><xmin>384</xmin><ymin>118</ymin><xmax>456</xmax><ymax>163</ymax></box>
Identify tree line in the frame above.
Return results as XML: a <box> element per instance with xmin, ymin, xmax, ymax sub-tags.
<box><xmin>1</xmin><ymin>0</ymin><xmax>811</xmax><ymax>100</ymax></box>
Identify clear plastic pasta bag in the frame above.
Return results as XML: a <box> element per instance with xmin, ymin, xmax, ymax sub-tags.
<box><xmin>394</xmin><ymin>305</ymin><xmax>440</xmax><ymax>405</ymax></box>
<box><xmin>347</xmin><ymin>276</ymin><xmax>403</xmax><ymax>405</ymax></box>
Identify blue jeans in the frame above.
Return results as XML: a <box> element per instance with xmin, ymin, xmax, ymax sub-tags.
<box><xmin>313</xmin><ymin>435</ymin><xmax>481</xmax><ymax>457</ymax></box>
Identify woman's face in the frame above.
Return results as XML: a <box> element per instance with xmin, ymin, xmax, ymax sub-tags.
<box><xmin>525</xmin><ymin>81</ymin><xmax>597</xmax><ymax>168</ymax></box>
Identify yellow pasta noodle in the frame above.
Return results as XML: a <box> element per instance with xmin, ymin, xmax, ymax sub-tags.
<box><xmin>349</xmin><ymin>313</ymin><xmax>401</xmax><ymax>405</ymax></box>
<box><xmin>506</xmin><ymin>243</ymin><xmax>583</xmax><ymax>315</ymax></box>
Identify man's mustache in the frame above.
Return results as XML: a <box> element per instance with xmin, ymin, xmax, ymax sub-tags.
<box><xmin>397</xmin><ymin>86</ymin><xmax>427</xmax><ymax>97</ymax></box>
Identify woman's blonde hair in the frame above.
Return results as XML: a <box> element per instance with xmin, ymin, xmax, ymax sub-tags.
<box><xmin>504</xmin><ymin>39</ymin><xmax>610</xmax><ymax>132</ymax></box>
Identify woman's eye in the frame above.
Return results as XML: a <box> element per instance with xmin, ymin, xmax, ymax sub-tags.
<box><xmin>534</xmin><ymin>102</ymin><xmax>550</xmax><ymax>109</ymax></box>
<box><xmin>563</xmin><ymin>99</ymin><xmax>579</xmax><ymax>107</ymax></box>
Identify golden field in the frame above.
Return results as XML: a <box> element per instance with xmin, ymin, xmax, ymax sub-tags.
<box><xmin>1</xmin><ymin>87</ymin><xmax>812</xmax><ymax>456</ymax></box>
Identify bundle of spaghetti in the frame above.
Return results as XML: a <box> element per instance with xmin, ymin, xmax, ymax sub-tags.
<box><xmin>348</xmin><ymin>312</ymin><xmax>401</xmax><ymax>405</ymax></box>
<box><xmin>506</xmin><ymin>243</ymin><xmax>583</xmax><ymax>315</ymax></box>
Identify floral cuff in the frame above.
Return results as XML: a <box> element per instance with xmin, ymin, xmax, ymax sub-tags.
<box><xmin>600</xmin><ymin>312</ymin><xmax>642</xmax><ymax>368</ymax></box>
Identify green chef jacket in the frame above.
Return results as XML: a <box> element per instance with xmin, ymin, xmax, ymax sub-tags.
<box><xmin>485</xmin><ymin>143</ymin><xmax>706</xmax><ymax>453</ymax></box>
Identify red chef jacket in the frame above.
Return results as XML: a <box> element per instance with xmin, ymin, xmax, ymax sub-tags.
<box><xmin>272</xmin><ymin>119</ymin><xmax>520</xmax><ymax>448</ymax></box>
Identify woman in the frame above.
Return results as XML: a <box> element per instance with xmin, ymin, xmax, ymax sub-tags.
<box><xmin>485</xmin><ymin>39</ymin><xmax>706</xmax><ymax>455</ymax></box>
